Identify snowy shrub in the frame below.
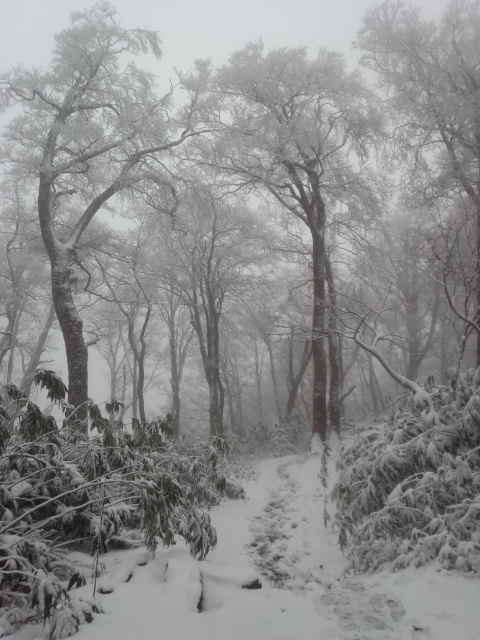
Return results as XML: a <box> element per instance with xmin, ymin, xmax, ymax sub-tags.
<box><xmin>231</xmin><ymin>417</ymin><xmax>311</xmax><ymax>456</ymax></box>
<box><xmin>332</xmin><ymin>370</ymin><xmax>480</xmax><ymax>574</ymax></box>
<box><xmin>0</xmin><ymin>371</ymin><xmax>244</xmax><ymax>637</ymax></box>
<box><xmin>49</xmin><ymin>598</ymin><xmax>104</xmax><ymax>640</ymax></box>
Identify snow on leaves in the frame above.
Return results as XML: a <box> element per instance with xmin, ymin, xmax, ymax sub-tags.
<box><xmin>0</xmin><ymin>373</ymin><xmax>244</xmax><ymax>638</ymax></box>
<box><xmin>333</xmin><ymin>370</ymin><xmax>480</xmax><ymax>573</ymax></box>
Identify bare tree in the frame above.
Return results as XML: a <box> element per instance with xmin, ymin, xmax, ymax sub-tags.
<box><xmin>360</xmin><ymin>0</ymin><xmax>480</xmax><ymax>364</ymax></box>
<box><xmin>215</xmin><ymin>43</ymin><xmax>382</xmax><ymax>441</ymax></box>
<box><xmin>0</xmin><ymin>4</ymin><xmax>213</xmax><ymax>424</ymax></box>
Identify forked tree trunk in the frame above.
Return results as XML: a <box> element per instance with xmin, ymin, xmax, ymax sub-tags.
<box><xmin>38</xmin><ymin>168</ymin><xmax>90</xmax><ymax>428</ymax></box>
<box><xmin>285</xmin><ymin>338</ymin><xmax>312</xmax><ymax>420</ymax></box>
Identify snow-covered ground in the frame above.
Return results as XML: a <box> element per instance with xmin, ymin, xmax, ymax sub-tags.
<box><xmin>11</xmin><ymin>451</ymin><xmax>480</xmax><ymax>640</ymax></box>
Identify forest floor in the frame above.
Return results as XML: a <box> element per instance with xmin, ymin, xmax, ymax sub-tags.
<box><xmin>11</xmin><ymin>449</ymin><xmax>480</xmax><ymax>640</ymax></box>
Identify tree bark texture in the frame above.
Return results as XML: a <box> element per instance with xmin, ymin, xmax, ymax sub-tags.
<box><xmin>311</xmin><ymin>224</ymin><xmax>328</xmax><ymax>441</ymax></box>
<box><xmin>325</xmin><ymin>255</ymin><xmax>341</xmax><ymax>434</ymax></box>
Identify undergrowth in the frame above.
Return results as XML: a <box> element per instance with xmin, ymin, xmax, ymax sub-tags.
<box><xmin>230</xmin><ymin>416</ymin><xmax>311</xmax><ymax>457</ymax></box>
<box><xmin>332</xmin><ymin>369</ymin><xmax>480</xmax><ymax>574</ymax></box>
<box><xmin>0</xmin><ymin>370</ymin><xmax>244</xmax><ymax>638</ymax></box>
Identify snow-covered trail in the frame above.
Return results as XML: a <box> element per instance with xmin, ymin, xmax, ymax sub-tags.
<box><xmin>11</xmin><ymin>453</ymin><xmax>480</xmax><ymax>640</ymax></box>
<box><xmin>211</xmin><ymin>454</ymin><xmax>480</xmax><ymax>640</ymax></box>
<box><xmin>221</xmin><ymin>455</ymin><xmax>408</xmax><ymax>640</ymax></box>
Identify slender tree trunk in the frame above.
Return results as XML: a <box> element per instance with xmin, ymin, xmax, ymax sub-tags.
<box><xmin>210</xmin><ymin>374</ymin><xmax>224</xmax><ymax>437</ymax></box>
<box><xmin>170</xmin><ymin>367</ymin><xmax>181</xmax><ymax>438</ymax></box>
<box><xmin>477</xmin><ymin>205</ymin><xmax>480</xmax><ymax>367</ymax></box>
<box><xmin>224</xmin><ymin>370</ymin><xmax>236</xmax><ymax>432</ymax></box>
<box><xmin>169</xmin><ymin>312</ymin><xmax>181</xmax><ymax>438</ymax></box>
<box><xmin>136</xmin><ymin>353</ymin><xmax>146</xmax><ymax>424</ymax></box>
<box><xmin>108</xmin><ymin>351</ymin><xmax>117</xmax><ymax>425</ymax></box>
<box><xmin>325</xmin><ymin>255</ymin><xmax>341</xmax><ymax>434</ymax></box>
<box><xmin>440</xmin><ymin>315</ymin><xmax>449</xmax><ymax>385</ymax></box>
<box><xmin>359</xmin><ymin>363</ymin><xmax>372</xmax><ymax>414</ymax></box>
<box><xmin>254</xmin><ymin>339</ymin><xmax>264</xmax><ymax>422</ymax></box>
<box><xmin>229</xmin><ymin>358</ymin><xmax>244</xmax><ymax>430</ymax></box>
<box><xmin>311</xmin><ymin>228</ymin><xmax>328</xmax><ymax>441</ymax></box>
<box><xmin>264</xmin><ymin>334</ymin><xmax>281</xmax><ymax>421</ymax></box>
<box><xmin>211</xmin><ymin>312</ymin><xmax>224</xmax><ymax>436</ymax></box>
<box><xmin>6</xmin><ymin>341</ymin><xmax>15</xmax><ymax>385</ymax></box>
<box><xmin>131</xmin><ymin>357</ymin><xmax>138</xmax><ymax>420</ymax></box>
<box><xmin>285</xmin><ymin>339</ymin><xmax>312</xmax><ymax>419</ymax></box>
<box><xmin>0</xmin><ymin>316</ymin><xmax>15</xmax><ymax>372</ymax></box>
<box><xmin>21</xmin><ymin>303</ymin><xmax>56</xmax><ymax>396</ymax></box>
<box><xmin>119</xmin><ymin>363</ymin><xmax>128</xmax><ymax>422</ymax></box>
<box><xmin>127</xmin><ymin>306</ymin><xmax>151</xmax><ymax>425</ymax></box>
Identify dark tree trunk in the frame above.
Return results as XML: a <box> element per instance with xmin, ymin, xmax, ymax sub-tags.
<box><xmin>170</xmin><ymin>336</ymin><xmax>181</xmax><ymax>438</ymax></box>
<box><xmin>38</xmin><ymin>169</ymin><xmax>91</xmax><ymax>428</ymax></box>
<box><xmin>131</xmin><ymin>357</ymin><xmax>138</xmax><ymax>420</ymax></box>
<box><xmin>211</xmin><ymin>313</ymin><xmax>225</xmax><ymax>436</ymax></box>
<box><xmin>224</xmin><ymin>372</ymin><xmax>236</xmax><ymax>432</ymax></box>
<box><xmin>311</xmin><ymin>228</ymin><xmax>328</xmax><ymax>441</ymax></box>
<box><xmin>254</xmin><ymin>339</ymin><xmax>264</xmax><ymax>422</ymax></box>
<box><xmin>440</xmin><ymin>315</ymin><xmax>449</xmax><ymax>385</ymax></box>
<box><xmin>50</xmin><ymin>252</ymin><xmax>89</xmax><ymax>426</ymax></box>
<box><xmin>0</xmin><ymin>316</ymin><xmax>15</xmax><ymax>371</ymax></box>
<box><xmin>190</xmin><ymin>290</ymin><xmax>225</xmax><ymax>437</ymax></box>
<box><xmin>285</xmin><ymin>337</ymin><xmax>312</xmax><ymax>420</ymax></box>
<box><xmin>477</xmin><ymin>205</ymin><xmax>480</xmax><ymax>367</ymax></box>
<box><xmin>264</xmin><ymin>334</ymin><xmax>281</xmax><ymax>422</ymax></box>
<box><xmin>325</xmin><ymin>255</ymin><xmax>341</xmax><ymax>434</ymax></box>
<box><xmin>119</xmin><ymin>363</ymin><xmax>128</xmax><ymax>422</ymax></box>
<box><xmin>108</xmin><ymin>350</ymin><xmax>117</xmax><ymax>425</ymax></box>
<box><xmin>126</xmin><ymin>306</ymin><xmax>151</xmax><ymax>425</ymax></box>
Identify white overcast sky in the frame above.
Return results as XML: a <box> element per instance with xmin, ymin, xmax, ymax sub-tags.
<box><xmin>1</xmin><ymin>0</ymin><xmax>451</xmax><ymax>81</ymax></box>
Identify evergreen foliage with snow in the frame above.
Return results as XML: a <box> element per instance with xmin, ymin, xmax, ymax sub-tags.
<box><xmin>0</xmin><ymin>371</ymin><xmax>244</xmax><ymax>638</ymax></box>
<box><xmin>332</xmin><ymin>369</ymin><xmax>480</xmax><ymax>574</ymax></box>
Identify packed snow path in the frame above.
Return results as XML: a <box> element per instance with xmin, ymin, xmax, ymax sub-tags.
<box><xmin>242</xmin><ymin>456</ymin><xmax>408</xmax><ymax>639</ymax></box>
<box><xmin>11</xmin><ymin>454</ymin><xmax>480</xmax><ymax>640</ymax></box>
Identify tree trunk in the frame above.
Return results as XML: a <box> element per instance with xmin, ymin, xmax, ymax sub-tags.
<box><xmin>169</xmin><ymin>310</ymin><xmax>181</xmax><ymax>438</ymax></box>
<box><xmin>119</xmin><ymin>363</ymin><xmax>128</xmax><ymax>422</ymax></box>
<box><xmin>325</xmin><ymin>255</ymin><xmax>341</xmax><ymax>434</ymax></box>
<box><xmin>37</xmin><ymin>161</ymin><xmax>90</xmax><ymax>428</ymax></box>
<box><xmin>440</xmin><ymin>314</ymin><xmax>449</xmax><ymax>385</ymax></box>
<box><xmin>477</xmin><ymin>205</ymin><xmax>480</xmax><ymax>367</ymax></box>
<box><xmin>264</xmin><ymin>334</ymin><xmax>281</xmax><ymax>422</ymax></box>
<box><xmin>224</xmin><ymin>370</ymin><xmax>236</xmax><ymax>432</ymax></box>
<box><xmin>131</xmin><ymin>357</ymin><xmax>138</xmax><ymax>420</ymax></box>
<box><xmin>285</xmin><ymin>338</ymin><xmax>312</xmax><ymax>420</ymax></box>
<box><xmin>0</xmin><ymin>316</ymin><xmax>15</xmax><ymax>372</ymax></box>
<box><xmin>127</xmin><ymin>306</ymin><xmax>151</xmax><ymax>425</ymax></box>
<box><xmin>50</xmin><ymin>252</ymin><xmax>89</xmax><ymax>426</ymax></box>
<box><xmin>254</xmin><ymin>339</ymin><xmax>264</xmax><ymax>422</ymax></box>
<box><xmin>137</xmin><ymin>354</ymin><xmax>146</xmax><ymax>425</ymax></box>
<box><xmin>22</xmin><ymin>302</ymin><xmax>56</xmax><ymax>397</ymax></box>
<box><xmin>311</xmin><ymin>228</ymin><xmax>328</xmax><ymax>441</ymax></box>
<box><xmin>210</xmin><ymin>373</ymin><xmax>224</xmax><ymax>437</ymax></box>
